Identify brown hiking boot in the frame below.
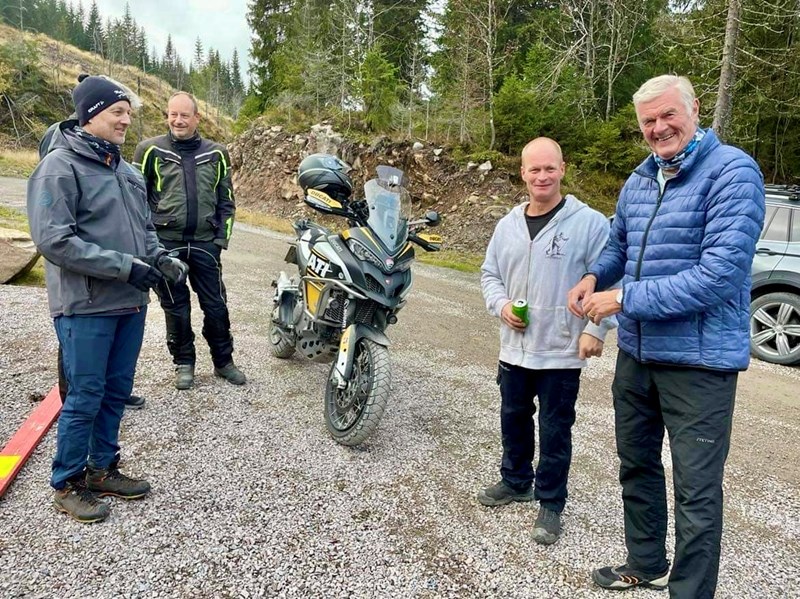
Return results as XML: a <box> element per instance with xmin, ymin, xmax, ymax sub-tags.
<box><xmin>53</xmin><ymin>479</ymin><xmax>110</xmax><ymax>523</ymax></box>
<box><xmin>86</xmin><ymin>465</ymin><xmax>151</xmax><ymax>499</ymax></box>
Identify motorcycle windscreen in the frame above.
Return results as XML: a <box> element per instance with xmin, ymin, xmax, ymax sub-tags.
<box><xmin>364</xmin><ymin>179</ymin><xmax>411</xmax><ymax>254</ymax></box>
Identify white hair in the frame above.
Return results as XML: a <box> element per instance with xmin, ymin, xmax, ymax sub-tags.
<box><xmin>633</xmin><ymin>75</ymin><xmax>695</xmax><ymax>115</ymax></box>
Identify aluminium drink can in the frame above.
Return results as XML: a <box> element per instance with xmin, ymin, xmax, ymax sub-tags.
<box><xmin>512</xmin><ymin>299</ymin><xmax>529</xmax><ymax>325</ymax></box>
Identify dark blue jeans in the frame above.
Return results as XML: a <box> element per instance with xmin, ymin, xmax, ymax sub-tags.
<box><xmin>51</xmin><ymin>309</ymin><xmax>146</xmax><ymax>489</ymax></box>
<box><xmin>613</xmin><ymin>351</ymin><xmax>737</xmax><ymax>599</ymax></box>
<box><xmin>498</xmin><ymin>362</ymin><xmax>581</xmax><ymax>513</ymax></box>
<box><xmin>157</xmin><ymin>240</ymin><xmax>233</xmax><ymax>368</ymax></box>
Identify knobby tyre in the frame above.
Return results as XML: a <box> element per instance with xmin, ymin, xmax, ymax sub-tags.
<box><xmin>324</xmin><ymin>338</ymin><xmax>391</xmax><ymax>446</ymax></box>
<box><xmin>269</xmin><ymin>306</ymin><xmax>296</xmax><ymax>359</ymax></box>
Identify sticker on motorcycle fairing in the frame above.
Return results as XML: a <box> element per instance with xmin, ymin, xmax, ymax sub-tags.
<box><xmin>306</xmin><ymin>252</ymin><xmax>332</xmax><ymax>278</ymax></box>
<box><xmin>307</xmin><ymin>188</ymin><xmax>343</xmax><ymax>209</ymax></box>
<box><xmin>417</xmin><ymin>233</ymin><xmax>442</xmax><ymax>244</ymax></box>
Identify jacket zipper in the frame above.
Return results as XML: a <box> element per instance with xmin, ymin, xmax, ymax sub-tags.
<box><xmin>634</xmin><ymin>176</ymin><xmax>668</xmax><ymax>361</ymax></box>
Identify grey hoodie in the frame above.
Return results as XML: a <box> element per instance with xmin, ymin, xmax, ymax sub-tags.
<box><xmin>481</xmin><ymin>195</ymin><xmax>617</xmax><ymax>370</ymax></box>
<box><xmin>27</xmin><ymin>120</ymin><xmax>160</xmax><ymax>317</ymax></box>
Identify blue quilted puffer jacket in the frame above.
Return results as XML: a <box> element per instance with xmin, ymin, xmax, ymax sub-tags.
<box><xmin>590</xmin><ymin>129</ymin><xmax>765</xmax><ymax>371</ymax></box>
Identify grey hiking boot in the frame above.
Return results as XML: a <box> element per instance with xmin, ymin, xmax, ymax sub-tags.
<box><xmin>214</xmin><ymin>361</ymin><xmax>246</xmax><ymax>385</ymax></box>
<box><xmin>175</xmin><ymin>364</ymin><xmax>195</xmax><ymax>390</ymax></box>
<box><xmin>86</xmin><ymin>465</ymin><xmax>151</xmax><ymax>499</ymax></box>
<box><xmin>532</xmin><ymin>506</ymin><xmax>561</xmax><ymax>545</ymax></box>
<box><xmin>477</xmin><ymin>480</ymin><xmax>534</xmax><ymax>506</ymax></box>
<box><xmin>53</xmin><ymin>479</ymin><xmax>110</xmax><ymax>523</ymax></box>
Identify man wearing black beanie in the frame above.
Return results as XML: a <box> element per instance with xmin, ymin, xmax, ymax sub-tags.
<box><xmin>27</xmin><ymin>74</ymin><xmax>187</xmax><ymax>524</ymax></box>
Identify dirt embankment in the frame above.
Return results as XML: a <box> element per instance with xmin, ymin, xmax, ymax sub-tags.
<box><xmin>228</xmin><ymin>122</ymin><xmax>527</xmax><ymax>254</ymax></box>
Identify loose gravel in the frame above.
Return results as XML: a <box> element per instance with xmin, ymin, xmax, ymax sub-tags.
<box><xmin>0</xmin><ymin>222</ymin><xmax>798</xmax><ymax>598</ymax></box>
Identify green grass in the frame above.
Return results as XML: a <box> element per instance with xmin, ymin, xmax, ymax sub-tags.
<box><xmin>236</xmin><ymin>208</ymin><xmax>295</xmax><ymax>235</ymax></box>
<box><xmin>0</xmin><ymin>149</ymin><xmax>39</xmax><ymax>178</ymax></box>
<box><xmin>0</xmin><ymin>205</ymin><xmax>29</xmax><ymax>231</ymax></box>
<box><xmin>416</xmin><ymin>249</ymin><xmax>484</xmax><ymax>273</ymax></box>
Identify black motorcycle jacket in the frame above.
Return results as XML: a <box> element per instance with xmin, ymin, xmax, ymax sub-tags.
<box><xmin>133</xmin><ymin>132</ymin><xmax>236</xmax><ymax>247</ymax></box>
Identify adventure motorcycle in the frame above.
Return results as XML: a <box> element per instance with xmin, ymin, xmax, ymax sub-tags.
<box><xmin>269</xmin><ymin>154</ymin><xmax>442</xmax><ymax>446</ymax></box>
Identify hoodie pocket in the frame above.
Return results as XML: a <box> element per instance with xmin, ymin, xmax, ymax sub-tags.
<box><xmin>526</xmin><ymin>306</ymin><xmax>573</xmax><ymax>352</ymax></box>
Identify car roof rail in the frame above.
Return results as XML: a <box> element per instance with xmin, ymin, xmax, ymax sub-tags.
<box><xmin>764</xmin><ymin>183</ymin><xmax>800</xmax><ymax>200</ymax></box>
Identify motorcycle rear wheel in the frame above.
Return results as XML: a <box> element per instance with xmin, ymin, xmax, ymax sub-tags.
<box><xmin>269</xmin><ymin>306</ymin><xmax>296</xmax><ymax>359</ymax></box>
<box><xmin>324</xmin><ymin>338</ymin><xmax>391</xmax><ymax>446</ymax></box>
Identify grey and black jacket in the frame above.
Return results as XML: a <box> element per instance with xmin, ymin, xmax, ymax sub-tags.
<box><xmin>133</xmin><ymin>133</ymin><xmax>236</xmax><ymax>248</ymax></box>
<box><xmin>28</xmin><ymin>119</ymin><xmax>160</xmax><ymax>317</ymax></box>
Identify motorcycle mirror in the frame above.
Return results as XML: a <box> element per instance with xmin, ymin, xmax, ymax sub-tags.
<box><xmin>425</xmin><ymin>211</ymin><xmax>441</xmax><ymax>227</ymax></box>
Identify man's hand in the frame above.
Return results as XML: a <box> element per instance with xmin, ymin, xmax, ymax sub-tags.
<box><xmin>155</xmin><ymin>253</ymin><xmax>189</xmax><ymax>284</ymax></box>
<box><xmin>567</xmin><ymin>275</ymin><xmax>597</xmax><ymax>318</ymax></box>
<box><xmin>582</xmin><ymin>290</ymin><xmax>622</xmax><ymax>325</ymax></box>
<box><xmin>578</xmin><ymin>333</ymin><xmax>604</xmax><ymax>359</ymax></box>
<box><xmin>501</xmin><ymin>301</ymin><xmax>527</xmax><ymax>331</ymax></box>
<box><xmin>128</xmin><ymin>258</ymin><xmax>163</xmax><ymax>291</ymax></box>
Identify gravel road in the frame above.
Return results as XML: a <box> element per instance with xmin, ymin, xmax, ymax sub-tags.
<box><xmin>1</xmin><ymin>175</ymin><xmax>799</xmax><ymax>598</ymax></box>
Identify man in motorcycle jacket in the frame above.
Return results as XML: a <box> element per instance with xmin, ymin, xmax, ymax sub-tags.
<box><xmin>479</xmin><ymin>137</ymin><xmax>616</xmax><ymax>545</ymax></box>
<box><xmin>133</xmin><ymin>92</ymin><xmax>245</xmax><ymax>390</ymax></box>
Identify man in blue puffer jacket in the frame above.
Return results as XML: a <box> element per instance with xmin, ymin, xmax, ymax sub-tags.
<box><xmin>567</xmin><ymin>75</ymin><xmax>765</xmax><ymax>598</ymax></box>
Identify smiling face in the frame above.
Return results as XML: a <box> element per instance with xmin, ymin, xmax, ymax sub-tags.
<box><xmin>167</xmin><ymin>94</ymin><xmax>200</xmax><ymax>140</ymax></box>
<box><xmin>636</xmin><ymin>85</ymin><xmax>699</xmax><ymax>160</ymax></box>
<box><xmin>82</xmin><ymin>100</ymin><xmax>131</xmax><ymax>145</ymax></box>
<box><xmin>520</xmin><ymin>138</ymin><xmax>566</xmax><ymax>214</ymax></box>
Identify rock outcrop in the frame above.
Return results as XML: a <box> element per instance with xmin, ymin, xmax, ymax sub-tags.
<box><xmin>228</xmin><ymin>121</ymin><xmax>525</xmax><ymax>254</ymax></box>
<box><xmin>0</xmin><ymin>228</ymin><xmax>39</xmax><ymax>283</ymax></box>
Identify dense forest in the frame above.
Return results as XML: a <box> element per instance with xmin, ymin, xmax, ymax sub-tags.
<box><xmin>0</xmin><ymin>0</ymin><xmax>246</xmax><ymax>116</ymax></box>
<box><xmin>244</xmin><ymin>0</ymin><xmax>800</xmax><ymax>184</ymax></box>
<box><xmin>2</xmin><ymin>0</ymin><xmax>798</xmax><ymax>186</ymax></box>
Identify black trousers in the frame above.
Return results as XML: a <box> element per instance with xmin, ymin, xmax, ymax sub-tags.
<box><xmin>157</xmin><ymin>239</ymin><xmax>234</xmax><ymax>368</ymax></box>
<box><xmin>613</xmin><ymin>351</ymin><xmax>737</xmax><ymax>599</ymax></box>
<box><xmin>498</xmin><ymin>362</ymin><xmax>581</xmax><ymax>513</ymax></box>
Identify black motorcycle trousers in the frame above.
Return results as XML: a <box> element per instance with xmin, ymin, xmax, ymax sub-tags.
<box><xmin>612</xmin><ymin>350</ymin><xmax>737</xmax><ymax>599</ymax></box>
<box><xmin>156</xmin><ymin>240</ymin><xmax>234</xmax><ymax>368</ymax></box>
<box><xmin>498</xmin><ymin>362</ymin><xmax>581</xmax><ymax>513</ymax></box>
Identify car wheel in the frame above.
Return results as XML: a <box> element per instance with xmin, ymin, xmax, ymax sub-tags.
<box><xmin>750</xmin><ymin>292</ymin><xmax>800</xmax><ymax>365</ymax></box>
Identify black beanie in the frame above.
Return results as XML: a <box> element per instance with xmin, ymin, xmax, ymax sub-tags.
<box><xmin>72</xmin><ymin>74</ymin><xmax>131</xmax><ymax>126</ymax></box>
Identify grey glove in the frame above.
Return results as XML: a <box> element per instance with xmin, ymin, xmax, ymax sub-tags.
<box><xmin>155</xmin><ymin>253</ymin><xmax>188</xmax><ymax>284</ymax></box>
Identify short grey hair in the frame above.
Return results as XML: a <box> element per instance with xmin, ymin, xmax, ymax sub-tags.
<box><xmin>633</xmin><ymin>75</ymin><xmax>696</xmax><ymax>115</ymax></box>
<box><xmin>169</xmin><ymin>91</ymin><xmax>199</xmax><ymax>114</ymax></box>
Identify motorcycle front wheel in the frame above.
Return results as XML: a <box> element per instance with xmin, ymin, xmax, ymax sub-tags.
<box><xmin>324</xmin><ymin>338</ymin><xmax>391</xmax><ymax>446</ymax></box>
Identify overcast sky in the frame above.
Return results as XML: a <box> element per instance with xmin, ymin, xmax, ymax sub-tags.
<box><xmin>92</xmin><ymin>0</ymin><xmax>251</xmax><ymax>79</ymax></box>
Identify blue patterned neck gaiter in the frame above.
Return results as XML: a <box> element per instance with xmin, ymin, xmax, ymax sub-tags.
<box><xmin>653</xmin><ymin>128</ymin><xmax>706</xmax><ymax>172</ymax></box>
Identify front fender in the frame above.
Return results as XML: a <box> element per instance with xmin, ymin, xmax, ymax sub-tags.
<box><xmin>334</xmin><ymin>324</ymin><xmax>390</xmax><ymax>385</ymax></box>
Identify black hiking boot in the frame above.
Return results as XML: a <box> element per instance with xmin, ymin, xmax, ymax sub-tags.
<box><xmin>174</xmin><ymin>364</ymin><xmax>195</xmax><ymax>390</ymax></box>
<box><xmin>214</xmin><ymin>361</ymin><xmax>246</xmax><ymax>385</ymax></box>
<box><xmin>125</xmin><ymin>394</ymin><xmax>145</xmax><ymax>409</ymax></box>
<box><xmin>477</xmin><ymin>480</ymin><xmax>533</xmax><ymax>506</ymax></box>
<box><xmin>531</xmin><ymin>506</ymin><xmax>561</xmax><ymax>545</ymax></box>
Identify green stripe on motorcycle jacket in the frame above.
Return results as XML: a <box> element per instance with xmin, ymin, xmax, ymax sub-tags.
<box><xmin>225</xmin><ymin>216</ymin><xmax>233</xmax><ymax>239</ymax></box>
<box><xmin>213</xmin><ymin>149</ymin><xmax>228</xmax><ymax>191</ymax></box>
<box><xmin>140</xmin><ymin>146</ymin><xmax>163</xmax><ymax>192</ymax></box>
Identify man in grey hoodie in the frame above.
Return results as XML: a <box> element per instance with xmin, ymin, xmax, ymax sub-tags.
<box><xmin>479</xmin><ymin>137</ymin><xmax>615</xmax><ymax>545</ymax></box>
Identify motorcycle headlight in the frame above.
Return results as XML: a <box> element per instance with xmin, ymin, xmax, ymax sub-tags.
<box><xmin>347</xmin><ymin>239</ymin><xmax>386</xmax><ymax>271</ymax></box>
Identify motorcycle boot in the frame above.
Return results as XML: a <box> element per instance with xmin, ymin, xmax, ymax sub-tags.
<box><xmin>174</xmin><ymin>364</ymin><xmax>195</xmax><ymax>390</ymax></box>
